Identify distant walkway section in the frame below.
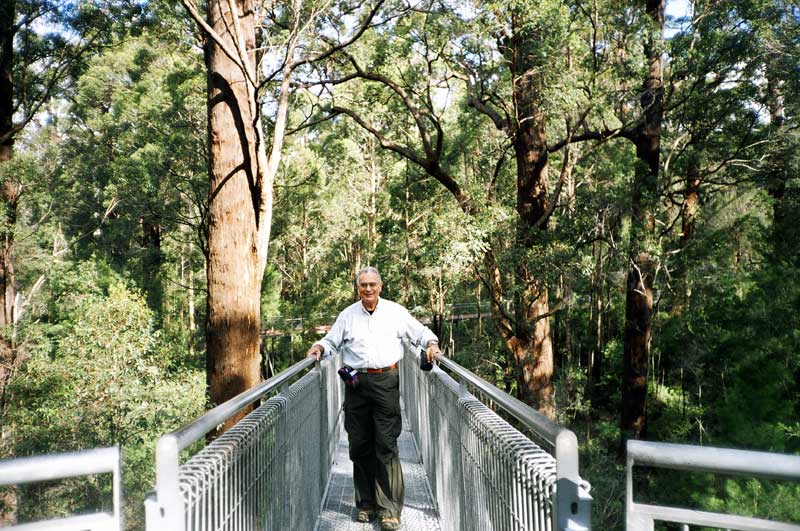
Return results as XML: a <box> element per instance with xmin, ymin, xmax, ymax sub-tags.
<box><xmin>315</xmin><ymin>408</ymin><xmax>441</xmax><ymax>531</ymax></box>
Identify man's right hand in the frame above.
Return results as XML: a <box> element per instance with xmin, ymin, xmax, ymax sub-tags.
<box><xmin>307</xmin><ymin>344</ymin><xmax>323</xmax><ymax>360</ymax></box>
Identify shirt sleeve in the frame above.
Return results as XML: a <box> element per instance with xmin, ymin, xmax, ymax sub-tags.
<box><xmin>401</xmin><ymin>307</ymin><xmax>438</xmax><ymax>347</ymax></box>
<box><xmin>315</xmin><ymin>311</ymin><xmax>347</xmax><ymax>357</ymax></box>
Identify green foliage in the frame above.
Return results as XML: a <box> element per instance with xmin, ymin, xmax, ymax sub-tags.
<box><xmin>6</xmin><ymin>261</ymin><xmax>204</xmax><ymax>529</ymax></box>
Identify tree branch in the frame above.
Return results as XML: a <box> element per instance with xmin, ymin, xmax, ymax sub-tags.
<box><xmin>290</xmin><ymin>0</ymin><xmax>388</xmax><ymax>70</ymax></box>
<box><xmin>180</xmin><ymin>0</ymin><xmax>247</xmax><ymax>76</ymax></box>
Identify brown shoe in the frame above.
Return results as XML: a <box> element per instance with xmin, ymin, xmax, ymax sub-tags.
<box><xmin>356</xmin><ymin>507</ymin><xmax>376</xmax><ymax>522</ymax></box>
<box><xmin>381</xmin><ymin>515</ymin><xmax>401</xmax><ymax>530</ymax></box>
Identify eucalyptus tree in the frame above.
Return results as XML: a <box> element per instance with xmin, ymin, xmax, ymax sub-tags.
<box><xmin>617</xmin><ymin>0</ymin><xmax>800</xmax><ymax>443</ymax></box>
<box><xmin>177</xmin><ymin>0</ymin><xmax>388</xmax><ymax>425</ymax></box>
<box><xmin>55</xmin><ymin>33</ymin><xmax>207</xmax><ymax>329</ymax></box>
<box><xmin>307</xmin><ymin>0</ymin><xmax>637</xmax><ymax>416</ymax></box>
<box><xmin>0</xmin><ymin>2</ymin><xmax>143</xmax><ymax>522</ymax></box>
<box><xmin>616</xmin><ymin>0</ymin><xmax>665</xmax><ymax>443</ymax></box>
<box><xmin>753</xmin><ymin>1</ymin><xmax>799</xmax><ymax>255</ymax></box>
<box><xmin>0</xmin><ymin>0</ymin><xmax>142</xmax><ymax>474</ymax></box>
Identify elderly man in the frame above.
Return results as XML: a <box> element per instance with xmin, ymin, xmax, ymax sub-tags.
<box><xmin>307</xmin><ymin>266</ymin><xmax>440</xmax><ymax>530</ymax></box>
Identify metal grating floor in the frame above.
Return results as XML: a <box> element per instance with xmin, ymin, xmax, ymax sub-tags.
<box><xmin>315</xmin><ymin>411</ymin><xmax>442</xmax><ymax>531</ymax></box>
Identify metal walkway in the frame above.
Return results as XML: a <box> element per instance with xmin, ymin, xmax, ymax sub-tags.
<box><xmin>315</xmin><ymin>408</ymin><xmax>441</xmax><ymax>531</ymax></box>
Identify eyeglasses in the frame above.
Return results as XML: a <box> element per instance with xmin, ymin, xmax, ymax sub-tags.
<box><xmin>358</xmin><ymin>282</ymin><xmax>380</xmax><ymax>289</ymax></box>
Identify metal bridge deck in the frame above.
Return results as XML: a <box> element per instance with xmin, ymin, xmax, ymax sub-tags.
<box><xmin>315</xmin><ymin>409</ymin><xmax>442</xmax><ymax>531</ymax></box>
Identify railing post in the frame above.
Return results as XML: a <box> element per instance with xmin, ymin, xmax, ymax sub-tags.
<box><xmin>456</xmin><ymin>376</ymin><xmax>470</xmax><ymax>531</ymax></box>
<box><xmin>279</xmin><ymin>382</ymin><xmax>291</xmax><ymax>529</ymax></box>
<box><xmin>316</xmin><ymin>358</ymin><xmax>329</xmax><ymax>511</ymax></box>
<box><xmin>626</xmin><ymin>449</ymin><xmax>646</xmax><ymax>531</ymax></box>
<box><xmin>554</xmin><ymin>430</ymin><xmax>591</xmax><ymax>531</ymax></box>
<box><xmin>153</xmin><ymin>434</ymin><xmax>185</xmax><ymax>531</ymax></box>
<box><xmin>113</xmin><ymin>447</ymin><xmax>123</xmax><ymax>531</ymax></box>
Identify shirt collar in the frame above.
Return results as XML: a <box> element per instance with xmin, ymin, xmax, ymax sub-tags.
<box><xmin>360</xmin><ymin>297</ymin><xmax>381</xmax><ymax>314</ymax></box>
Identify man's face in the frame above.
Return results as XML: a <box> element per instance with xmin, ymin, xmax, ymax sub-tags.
<box><xmin>357</xmin><ymin>271</ymin><xmax>382</xmax><ymax>308</ymax></box>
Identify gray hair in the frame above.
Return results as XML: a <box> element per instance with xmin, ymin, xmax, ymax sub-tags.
<box><xmin>355</xmin><ymin>266</ymin><xmax>382</xmax><ymax>285</ymax></box>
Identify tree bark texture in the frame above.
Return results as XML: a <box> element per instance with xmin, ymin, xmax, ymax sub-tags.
<box><xmin>504</xmin><ymin>29</ymin><xmax>556</xmax><ymax>418</ymax></box>
<box><xmin>621</xmin><ymin>0</ymin><xmax>664</xmax><ymax>443</ymax></box>
<box><xmin>765</xmin><ymin>67</ymin><xmax>789</xmax><ymax>258</ymax></box>
<box><xmin>0</xmin><ymin>0</ymin><xmax>16</xmax><ymax>414</ymax></box>
<box><xmin>0</xmin><ymin>0</ymin><xmax>12</xmax><ymax>163</ymax></box>
<box><xmin>142</xmin><ymin>217</ymin><xmax>163</xmax><ymax>325</ymax></box>
<box><xmin>0</xmin><ymin>0</ymin><xmax>18</xmax><ymax>522</ymax></box>
<box><xmin>204</xmin><ymin>0</ymin><xmax>262</xmax><ymax>430</ymax></box>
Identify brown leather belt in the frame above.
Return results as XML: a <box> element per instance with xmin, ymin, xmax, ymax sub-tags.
<box><xmin>359</xmin><ymin>364</ymin><xmax>398</xmax><ymax>374</ymax></box>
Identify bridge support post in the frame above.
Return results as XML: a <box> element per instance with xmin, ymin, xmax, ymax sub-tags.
<box><xmin>456</xmin><ymin>377</ymin><xmax>470</xmax><ymax>531</ymax></box>
<box><xmin>316</xmin><ymin>359</ymin><xmax>329</xmax><ymax>512</ymax></box>
<box><xmin>555</xmin><ymin>431</ymin><xmax>592</xmax><ymax>531</ymax></box>
<box><xmin>152</xmin><ymin>434</ymin><xmax>185</xmax><ymax>531</ymax></box>
<box><xmin>625</xmin><ymin>450</ymin><xmax>653</xmax><ymax>531</ymax></box>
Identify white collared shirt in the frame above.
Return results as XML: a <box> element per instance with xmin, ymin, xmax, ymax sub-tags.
<box><xmin>315</xmin><ymin>297</ymin><xmax>437</xmax><ymax>369</ymax></box>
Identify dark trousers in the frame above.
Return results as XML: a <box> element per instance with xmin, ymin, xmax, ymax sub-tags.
<box><xmin>344</xmin><ymin>369</ymin><xmax>405</xmax><ymax>518</ymax></box>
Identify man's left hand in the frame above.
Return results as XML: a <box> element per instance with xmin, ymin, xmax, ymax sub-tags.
<box><xmin>426</xmin><ymin>342</ymin><xmax>441</xmax><ymax>364</ymax></box>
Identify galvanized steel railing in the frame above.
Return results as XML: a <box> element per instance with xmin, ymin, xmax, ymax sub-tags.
<box><xmin>145</xmin><ymin>341</ymin><xmax>592</xmax><ymax>531</ymax></box>
<box><xmin>401</xmin><ymin>342</ymin><xmax>592</xmax><ymax>531</ymax></box>
<box><xmin>626</xmin><ymin>440</ymin><xmax>800</xmax><ymax>531</ymax></box>
<box><xmin>0</xmin><ymin>446</ymin><xmax>122</xmax><ymax>531</ymax></box>
<box><xmin>145</xmin><ymin>353</ymin><xmax>343</xmax><ymax>531</ymax></box>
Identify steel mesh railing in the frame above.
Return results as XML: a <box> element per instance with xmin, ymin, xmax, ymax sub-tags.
<box><xmin>146</xmin><ymin>353</ymin><xmax>343</xmax><ymax>531</ymax></box>
<box><xmin>147</xmin><ymin>341</ymin><xmax>590</xmax><ymax>531</ymax></box>
<box><xmin>401</xmin><ymin>342</ymin><xmax>591</xmax><ymax>531</ymax></box>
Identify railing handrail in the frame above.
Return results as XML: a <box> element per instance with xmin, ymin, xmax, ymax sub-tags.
<box><xmin>436</xmin><ymin>355</ymin><xmax>564</xmax><ymax>445</ymax></box>
<box><xmin>153</xmin><ymin>356</ymin><xmax>317</xmax><ymax>531</ymax></box>
<box><xmin>435</xmin><ymin>355</ymin><xmax>584</xmax><ymax>486</ymax></box>
<box><xmin>0</xmin><ymin>446</ymin><xmax>119</xmax><ymax>484</ymax></box>
<box><xmin>169</xmin><ymin>356</ymin><xmax>315</xmax><ymax>451</ymax></box>
<box><xmin>0</xmin><ymin>447</ymin><xmax>122</xmax><ymax>531</ymax></box>
<box><xmin>627</xmin><ymin>440</ymin><xmax>800</xmax><ymax>480</ymax></box>
<box><xmin>405</xmin><ymin>343</ymin><xmax>592</xmax><ymax>531</ymax></box>
<box><xmin>626</xmin><ymin>440</ymin><xmax>800</xmax><ymax>531</ymax></box>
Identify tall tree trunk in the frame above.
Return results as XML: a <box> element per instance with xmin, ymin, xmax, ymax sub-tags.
<box><xmin>204</xmin><ymin>0</ymin><xmax>262</xmax><ymax>430</ymax></box>
<box><xmin>0</xmin><ymin>0</ymin><xmax>18</xmax><ymax>521</ymax></box>
<box><xmin>180</xmin><ymin>246</ymin><xmax>197</xmax><ymax>357</ymax></box>
<box><xmin>350</xmin><ymin>241</ymin><xmax>361</xmax><ymax>301</ymax></box>
<box><xmin>506</xmin><ymin>37</ymin><xmax>555</xmax><ymax>419</ymax></box>
<box><xmin>401</xmin><ymin>169</ymin><xmax>411</xmax><ymax>306</ymax></box>
<box><xmin>0</xmin><ymin>0</ymin><xmax>15</xmax><ymax>340</ymax></box>
<box><xmin>681</xmin><ymin>159</ymin><xmax>700</xmax><ymax>245</ymax></box>
<box><xmin>0</xmin><ymin>184</ymin><xmax>17</xmax><ymax>528</ymax></box>
<box><xmin>367</xmin><ymin>138</ymin><xmax>380</xmax><ymax>262</ymax></box>
<box><xmin>621</xmin><ymin>0</ymin><xmax>664</xmax><ymax>444</ymax></box>
<box><xmin>675</xmin><ymin>153</ymin><xmax>701</xmax><ymax>315</ymax></box>
<box><xmin>589</xmin><ymin>221</ymin><xmax>605</xmax><ymax>392</ymax></box>
<box><xmin>0</xmin><ymin>0</ymin><xmax>11</xmax><ymax>165</ymax></box>
<box><xmin>142</xmin><ymin>216</ymin><xmax>163</xmax><ymax>325</ymax></box>
<box><xmin>765</xmin><ymin>68</ymin><xmax>788</xmax><ymax>256</ymax></box>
